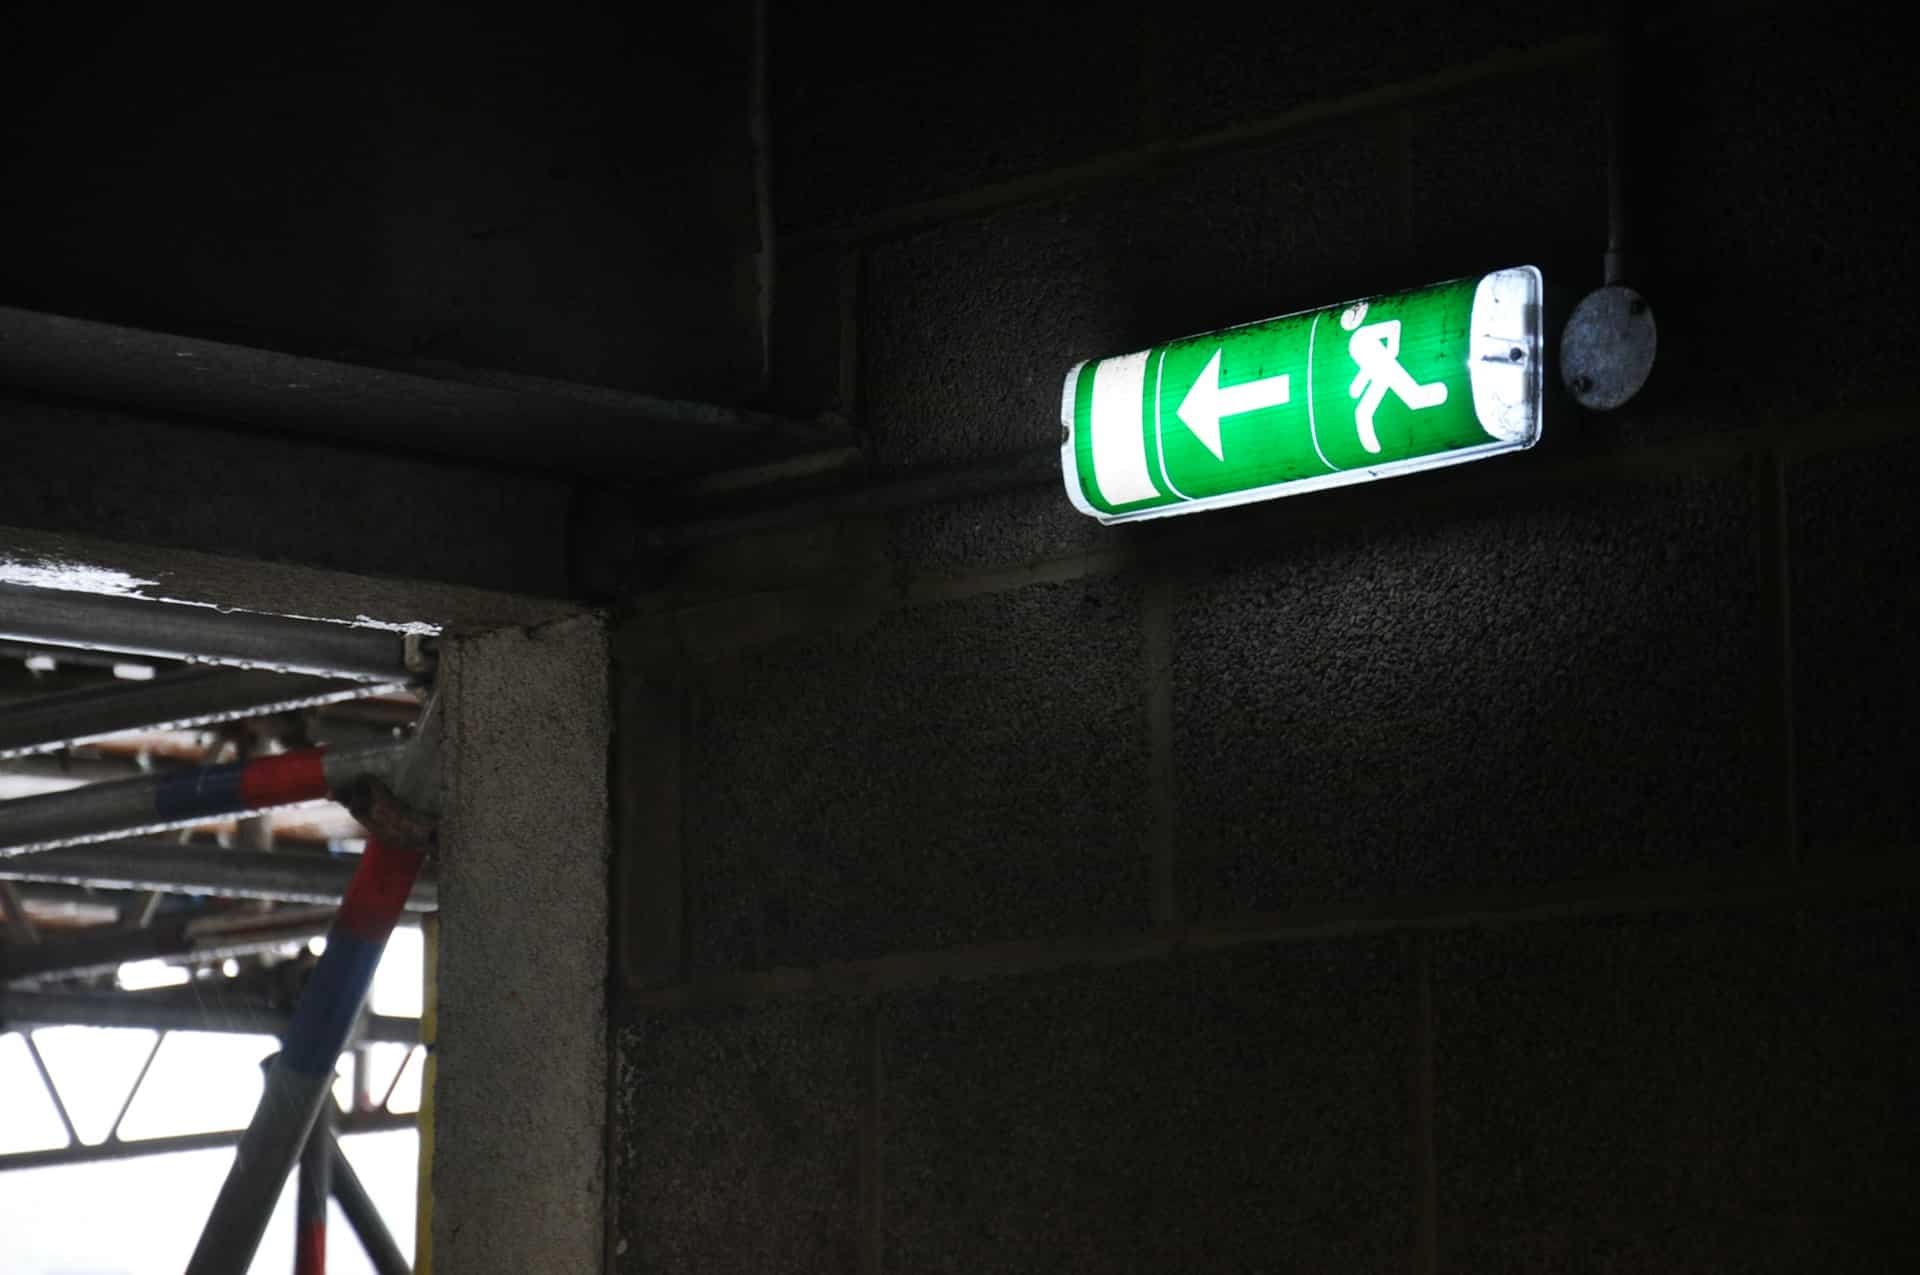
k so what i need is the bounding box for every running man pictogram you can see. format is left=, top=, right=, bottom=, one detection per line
left=1344, top=311, right=1449, bottom=454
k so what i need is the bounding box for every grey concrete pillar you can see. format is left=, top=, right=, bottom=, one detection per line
left=435, top=616, right=609, bottom=1274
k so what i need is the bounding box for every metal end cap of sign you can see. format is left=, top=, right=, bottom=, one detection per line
left=1560, top=284, right=1657, bottom=412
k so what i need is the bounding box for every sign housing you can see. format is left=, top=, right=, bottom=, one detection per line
left=1061, top=267, right=1543, bottom=522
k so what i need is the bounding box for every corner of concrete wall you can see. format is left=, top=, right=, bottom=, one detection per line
left=435, top=613, right=611, bottom=1274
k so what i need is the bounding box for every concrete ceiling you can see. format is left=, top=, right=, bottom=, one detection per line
left=0, top=2, right=843, bottom=482
left=0, top=305, right=854, bottom=480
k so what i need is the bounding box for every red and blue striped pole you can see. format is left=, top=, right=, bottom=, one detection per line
left=186, top=714, right=438, bottom=1275
left=0, top=744, right=405, bottom=855
left=186, top=829, right=431, bottom=1274
left=296, top=1087, right=333, bottom=1275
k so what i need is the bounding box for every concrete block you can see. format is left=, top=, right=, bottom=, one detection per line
left=1642, top=8, right=1920, bottom=428
left=887, top=484, right=1111, bottom=578
left=770, top=3, right=1143, bottom=231
left=769, top=246, right=849, bottom=422
left=863, top=126, right=1396, bottom=472
left=883, top=938, right=1413, bottom=1273
left=1433, top=905, right=1920, bottom=1272
left=1790, top=438, right=1920, bottom=855
left=861, top=199, right=1134, bottom=473
left=1408, top=64, right=1608, bottom=276
left=616, top=1000, right=866, bottom=1274
left=1155, top=1, right=1611, bottom=137
left=1171, top=471, right=1769, bottom=919
left=612, top=642, right=685, bottom=991
left=686, top=578, right=1150, bottom=976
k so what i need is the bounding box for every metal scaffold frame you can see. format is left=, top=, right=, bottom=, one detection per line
left=0, top=583, right=430, bottom=683
left=0, top=583, right=442, bottom=1272
left=0, top=741, right=405, bottom=856
left=0, top=665, right=410, bottom=760
left=0, top=989, right=424, bottom=1174
left=2, top=840, right=439, bottom=911
left=184, top=701, right=440, bottom=1274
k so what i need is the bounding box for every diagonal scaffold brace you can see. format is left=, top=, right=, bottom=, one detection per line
left=184, top=698, right=442, bottom=1275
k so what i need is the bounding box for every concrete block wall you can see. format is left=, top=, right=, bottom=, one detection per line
left=611, top=3, right=1919, bottom=1270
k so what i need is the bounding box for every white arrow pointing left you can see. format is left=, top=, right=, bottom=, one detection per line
left=1175, top=347, right=1290, bottom=461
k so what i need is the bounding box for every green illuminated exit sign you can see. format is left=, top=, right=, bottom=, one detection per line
left=1061, top=267, right=1543, bottom=522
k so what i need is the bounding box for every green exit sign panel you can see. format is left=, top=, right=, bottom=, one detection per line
left=1062, top=266, right=1543, bottom=522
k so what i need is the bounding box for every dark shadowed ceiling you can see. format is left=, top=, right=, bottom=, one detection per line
left=0, top=1, right=842, bottom=481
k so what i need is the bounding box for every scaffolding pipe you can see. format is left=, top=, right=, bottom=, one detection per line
left=0, top=840, right=438, bottom=910
left=0, top=743, right=404, bottom=856
left=331, top=1135, right=413, bottom=1275
left=0, top=989, right=420, bottom=1042
left=0, top=667, right=409, bottom=759
left=0, top=584, right=424, bottom=683
left=413, top=914, right=438, bottom=1273
left=186, top=835, right=430, bottom=1273
left=0, top=879, right=38, bottom=944
left=297, top=1100, right=333, bottom=1275
left=0, top=903, right=346, bottom=983
left=1, top=753, right=149, bottom=784
left=186, top=703, right=439, bottom=1275
left=0, top=1110, right=413, bottom=1174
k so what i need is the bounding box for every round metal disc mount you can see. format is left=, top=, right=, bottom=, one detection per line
left=1560, top=285, right=1657, bottom=411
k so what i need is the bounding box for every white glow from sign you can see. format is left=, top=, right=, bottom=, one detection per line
left=116, top=958, right=190, bottom=991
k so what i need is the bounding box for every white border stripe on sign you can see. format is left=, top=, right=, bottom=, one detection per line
left=1152, top=346, right=1194, bottom=502
left=1088, top=351, right=1158, bottom=507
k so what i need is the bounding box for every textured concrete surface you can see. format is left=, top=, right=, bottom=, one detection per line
left=862, top=198, right=1134, bottom=474
left=0, top=305, right=849, bottom=483
left=611, top=648, right=685, bottom=992
left=0, top=394, right=572, bottom=597
left=1644, top=7, right=1920, bottom=429
left=1408, top=60, right=1607, bottom=256
left=616, top=1001, right=866, bottom=1273
left=1406, top=63, right=1607, bottom=320
left=1154, top=0, right=1612, bottom=136
left=1790, top=438, right=1920, bottom=856
left=437, top=617, right=609, bottom=1274
left=770, top=2, right=1142, bottom=231
left=768, top=246, right=848, bottom=422
left=863, top=127, right=1396, bottom=473
left=883, top=938, right=1413, bottom=1273
left=625, top=3, right=1916, bottom=1270
left=1172, top=472, right=1769, bottom=918
left=686, top=578, right=1150, bottom=975
left=0, top=524, right=580, bottom=639
left=887, top=483, right=1111, bottom=578
left=1434, top=905, right=1920, bottom=1272
left=0, top=6, right=762, bottom=404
